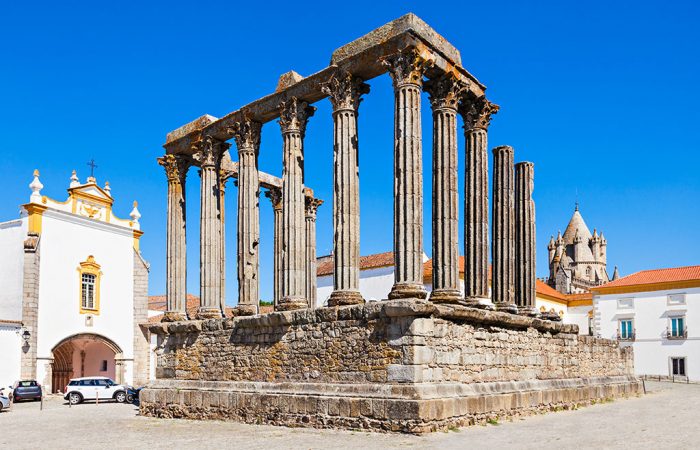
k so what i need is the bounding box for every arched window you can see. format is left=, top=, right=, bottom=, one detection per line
left=78, top=256, right=102, bottom=314
left=586, top=266, right=592, bottom=277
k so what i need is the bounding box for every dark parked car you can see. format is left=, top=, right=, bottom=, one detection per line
left=12, top=380, right=42, bottom=402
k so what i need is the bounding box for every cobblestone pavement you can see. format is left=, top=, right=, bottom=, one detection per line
left=0, top=381, right=695, bottom=449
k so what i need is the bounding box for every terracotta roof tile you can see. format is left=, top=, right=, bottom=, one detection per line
left=317, top=251, right=394, bottom=276
left=595, top=265, right=700, bottom=290
left=148, top=295, right=276, bottom=323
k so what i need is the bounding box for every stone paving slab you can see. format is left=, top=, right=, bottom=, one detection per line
left=0, top=382, right=695, bottom=449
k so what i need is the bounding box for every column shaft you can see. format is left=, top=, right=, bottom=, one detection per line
left=232, top=118, right=263, bottom=315
left=383, top=49, right=431, bottom=300
left=196, top=136, right=226, bottom=319
left=459, top=97, right=499, bottom=308
left=323, top=71, right=369, bottom=306
left=492, top=145, right=517, bottom=313
left=426, top=75, right=464, bottom=303
left=265, top=188, right=283, bottom=309
left=305, top=198, right=322, bottom=308
left=279, top=97, right=315, bottom=311
left=158, top=154, right=189, bottom=321
left=515, top=162, right=537, bottom=316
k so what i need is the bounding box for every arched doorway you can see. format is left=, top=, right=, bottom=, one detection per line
left=50, top=334, right=123, bottom=393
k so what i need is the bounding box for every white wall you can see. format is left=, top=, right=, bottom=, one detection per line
left=35, top=210, right=136, bottom=384
left=0, top=325, right=22, bottom=388
left=317, top=266, right=397, bottom=307
left=595, top=287, right=700, bottom=381
left=0, top=219, right=26, bottom=322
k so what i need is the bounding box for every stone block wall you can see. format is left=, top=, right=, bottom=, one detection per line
left=143, top=300, right=640, bottom=433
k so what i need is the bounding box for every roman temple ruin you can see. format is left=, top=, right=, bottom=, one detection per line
left=143, top=14, right=641, bottom=433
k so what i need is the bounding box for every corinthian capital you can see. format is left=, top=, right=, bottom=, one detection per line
left=278, top=97, right=316, bottom=136
left=305, top=197, right=323, bottom=219
left=322, top=70, right=370, bottom=112
left=381, top=47, right=434, bottom=88
left=459, top=96, right=500, bottom=131
left=425, top=73, right=468, bottom=111
left=157, top=154, right=190, bottom=184
left=229, top=114, right=262, bottom=154
left=265, top=187, right=283, bottom=211
left=192, top=135, right=229, bottom=168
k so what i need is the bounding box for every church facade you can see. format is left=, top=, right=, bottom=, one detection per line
left=547, top=205, right=618, bottom=294
left=0, top=170, right=149, bottom=392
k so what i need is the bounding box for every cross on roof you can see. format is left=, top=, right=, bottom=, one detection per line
left=87, top=159, right=98, bottom=177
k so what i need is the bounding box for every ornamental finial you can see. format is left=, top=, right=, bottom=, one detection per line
left=70, top=170, right=80, bottom=188
left=29, top=169, right=43, bottom=204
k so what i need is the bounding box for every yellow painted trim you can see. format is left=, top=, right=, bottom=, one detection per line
left=568, top=298, right=593, bottom=307
left=22, top=203, right=48, bottom=233
left=68, top=186, right=114, bottom=207
left=78, top=255, right=102, bottom=315
left=592, top=279, right=700, bottom=295
left=133, top=230, right=144, bottom=251
left=535, top=292, right=568, bottom=305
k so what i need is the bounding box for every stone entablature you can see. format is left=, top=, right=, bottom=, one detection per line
left=143, top=299, right=639, bottom=433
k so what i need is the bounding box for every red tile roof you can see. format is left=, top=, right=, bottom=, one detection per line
left=317, top=251, right=394, bottom=276
left=147, top=295, right=274, bottom=323
left=593, top=265, right=700, bottom=292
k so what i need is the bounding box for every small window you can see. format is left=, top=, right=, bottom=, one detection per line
left=617, top=298, right=634, bottom=309
left=586, top=266, right=592, bottom=276
left=669, top=317, right=686, bottom=338
left=619, top=319, right=634, bottom=340
left=77, top=256, right=101, bottom=314
left=94, top=379, right=109, bottom=386
left=79, top=380, right=92, bottom=386
left=68, top=380, right=78, bottom=386
left=100, top=360, right=108, bottom=372
left=671, top=357, right=686, bottom=376
left=668, top=294, right=686, bottom=305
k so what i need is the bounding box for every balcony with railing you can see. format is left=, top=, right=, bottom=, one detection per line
left=617, top=329, right=636, bottom=341
left=666, top=327, right=688, bottom=340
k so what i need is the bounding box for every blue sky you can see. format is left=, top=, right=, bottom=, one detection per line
left=1, top=1, right=698, bottom=302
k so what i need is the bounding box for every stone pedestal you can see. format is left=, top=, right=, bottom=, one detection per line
left=383, top=48, right=431, bottom=301
left=515, top=161, right=538, bottom=317
left=196, top=136, right=227, bottom=319
left=459, top=97, right=498, bottom=309
left=158, top=154, right=190, bottom=321
left=492, top=145, right=517, bottom=314
left=232, top=117, right=263, bottom=316
left=323, top=70, right=368, bottom=307
left=425, top=74, right=465, bottom=304
left=278, top=97, right=315, bottom=311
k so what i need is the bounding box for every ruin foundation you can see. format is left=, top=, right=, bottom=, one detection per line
left=141, top=300, right=640, bottom=434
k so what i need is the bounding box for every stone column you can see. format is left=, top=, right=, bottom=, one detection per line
left=278, top=97, right=315, bottom=311
left=492, top=145, right=517, bottom=313
left=195, top=135, right=227, bottom=319
left=305, top=197, right=323, bottom=308
left=459, top=97, right=499, bottom=308
left=425, top=74, right=466, bottom=304
left=231, top=117, right=262, bottom=315
left=383, top=48, right=432, bottom=300
left=219, top=171, right=229, bottom=314
left=322, top=70, right=369, bottom=306
left=265, top=188, right=283, bottom=308
left=157, top=154, right=190, bottom=321
left=515, top=161, right=538, bottom=316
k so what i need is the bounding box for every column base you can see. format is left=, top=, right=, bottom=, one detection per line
left=461, top=296, right=494, bottom=310
left=517, top=305, right=540, bottom=317
left=429, top=288, right=462, bottom=304
left=277, top=296, right=308, bottom=311
left=233, top=304, right=258, bottom=316
left=196, top=307, right=222, bottom=320
left=388, top=282, right=428, bottom=300
left=162, top=311, right=188, bottom=322
left=328, top=290, right=365, bottom=307
left=493, top=302, right=519, bottom=314
left=540, top=311, right=563, bottom=321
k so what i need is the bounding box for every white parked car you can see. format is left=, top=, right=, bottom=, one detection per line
left=63, top=377, right=128, bottom=405
left=0, top=394, right=9, bottom=411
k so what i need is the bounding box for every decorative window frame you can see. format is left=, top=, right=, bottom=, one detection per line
left=617, top=297, right=634, bottom=309
left=667, top=293, right=686, bottom=306
left=78, top=255, right=102, bottom=315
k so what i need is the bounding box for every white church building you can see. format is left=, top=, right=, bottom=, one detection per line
left=0, top=170, right=150, bottom=392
